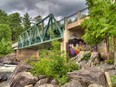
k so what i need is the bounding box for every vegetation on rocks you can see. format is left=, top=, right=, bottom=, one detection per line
left=31, top=41, right=79, bottom=85
left=111, top=75, right=116, bottom=87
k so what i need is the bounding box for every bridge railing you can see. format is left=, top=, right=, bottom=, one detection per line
left=67, top=8, right=88, bottom=24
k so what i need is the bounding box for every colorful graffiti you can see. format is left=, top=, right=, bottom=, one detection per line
left=67, top=38, right=97, bottom=57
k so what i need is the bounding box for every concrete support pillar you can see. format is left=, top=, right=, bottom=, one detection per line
left=61, top=41, right=64, bottom=52
left=16, top=48, right=39, bottom=61
left=63, top=17, right=70, bottom=52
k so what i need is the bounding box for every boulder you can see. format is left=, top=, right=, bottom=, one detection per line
left=88, top=84, right=105, bottom=87
left=61, top=80, right=84, bottom=87
left=0, top=73, right=8, bottom=82
left=0, top=81, right=6, bottom=87
left=99, top=64, right=116, bottom=76
left=67, top=67, right=107, bottom=87
left=35, top=84, right=57, bottom=87
left=74, top=51, right=91, bottom=62
left=0, top=53, right=20, bottom=65
left=35, top=78, right=49, bottom=86
left=24, top=84, right=34, bottom=87
left=38, top=75, right=45, bottom=80
left=50, top=79, right=58, bottom=85
left=9, top=61, right=32, bottom=84
left=10, top=72, right=38, bottom=87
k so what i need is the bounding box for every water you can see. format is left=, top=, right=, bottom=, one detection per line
left=0, top=64, right=17, bottom=87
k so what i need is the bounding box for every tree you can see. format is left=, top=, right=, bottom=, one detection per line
left=23, top=13, right=31, bottom=30
left=0, top=24, right=12, bottom=55
left=82, top=0, right=116, bottom=62
left=0, top=24, right=11, bottom=41
left=82, top=0, right=116, bottom=45
left=9, top=13, right=23, bottom=41
left=0, top=10, right=9, bottom=24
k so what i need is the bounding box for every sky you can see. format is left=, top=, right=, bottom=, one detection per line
left=0, top=0, right=87, bottom=20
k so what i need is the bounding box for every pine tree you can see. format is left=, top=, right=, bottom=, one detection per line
left=9, top=13, right=23, bottom=41
left=23, top=13, right=31, bottom=30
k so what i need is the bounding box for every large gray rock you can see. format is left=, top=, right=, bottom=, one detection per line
left=88, top=84, right=105, bottom=87
left=10, top=72, right=38, bottom=87
left=99, top=64, right=116, bottom=76
left=0, top=53, right=20, bottom=64
left=51, top=79, right=58, bottom=85
left=61, top=80, right=84, bottom=87
left=0, top=73, right=8, bottom=82
left=35, top=78, right=49, bottom=86
left=67, top=67, right=107, bottom=87
left=9, top=61, right=32, bottom=85
left=35, top=84, right=57, bottom=87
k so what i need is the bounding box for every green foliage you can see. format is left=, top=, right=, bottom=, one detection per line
left=31, top=40, right=79, bottom=85
left=0, top=10, right=9, bottom=24
left=0, top=24, right=11, bottom=41
left=82, top=0, right=116, bottom=45
left=23, top=13, right=31, bottom=30
left=0, top=38, right=12, bottom=55
left=106, top=54, right=114, bottom=65
left=9, top=12, right=23, bottom=41
left=81, top=52, right=91, bottom=61
left=0, top=14, right=12, bottom=55
left=111, top=75, right=116, bottom=87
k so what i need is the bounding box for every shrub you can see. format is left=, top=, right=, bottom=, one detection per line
left=81, top=52, right=91, bottom=61
left=106, top=54, right=114, bottom=65
left=31, top=40, right=79, bottom=85
left=0, top=38, right=12, bottom=55
left=111, top=75, right=116, bottom=87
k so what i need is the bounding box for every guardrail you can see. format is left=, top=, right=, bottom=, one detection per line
left=66, top=8, right=88, bottom=24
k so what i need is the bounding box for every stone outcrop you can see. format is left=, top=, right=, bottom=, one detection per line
left=10, top=72, right=38, bottom=87
left=0, top=53, right=20, bottom=65
left=8, top=61, right=33, bottom=86
left=67, top=67, right=107, bottom=87
left=61, top=80, right=84, bottom=87
left=7, top=54, right=112, bottom=87
left=73, top=51, right=100, bottom=69
left=36, top=84, right=57, bottom=87
left=0, top=73, right=8, bottom=82
left=88, top=84, right=105, bottom=87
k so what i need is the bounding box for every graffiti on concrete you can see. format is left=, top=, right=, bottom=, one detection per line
left=67, top=38, right=97, bottom=57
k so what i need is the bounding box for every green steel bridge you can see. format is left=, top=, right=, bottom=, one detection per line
left=18, top=8, right=88, bottom=49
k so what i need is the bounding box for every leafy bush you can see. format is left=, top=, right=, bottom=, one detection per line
left=31, top=40, right=79, bottom=85
left=0, top=24, right=12, bottom=55
left=111, top=75, right=116, bottom=87
left=81, top=52, right=91, bottom=61
left=0, top=38, right=12, bottom=55
left=106, top=54, right=114, bottom=65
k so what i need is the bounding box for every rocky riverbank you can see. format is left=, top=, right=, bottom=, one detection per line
left=7, top=52, right=116, bottom=87
left=0, top=53, right=19, bottom=87
left=1, top=52, right=116, bottom=87
left=0, top=64, right=17, bottom=87
left=8, top=61, right=116, bottom=87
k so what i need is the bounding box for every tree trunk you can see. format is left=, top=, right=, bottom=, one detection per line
left=114, top=37, right=116, bottom=65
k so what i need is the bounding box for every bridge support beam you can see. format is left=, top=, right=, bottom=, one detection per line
left=16, top=48, right=39, bottom=60
left=63, top=17, right=84, bottom=52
